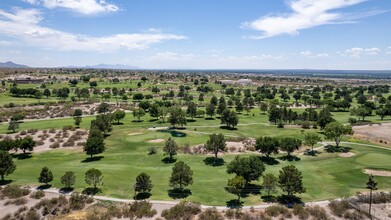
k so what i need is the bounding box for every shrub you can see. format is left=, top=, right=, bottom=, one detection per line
left=306, top=205, right=329, bottom=220
left=293, top=205, right=309, bottom=220
left=265, top=205, right=290, bottom=217
left=148, top=147, right=157, bottom=155
left=1, top=185, right=30, bottom=199
left=20, top=130, right=27, bottom=135
left=49, top=128, right=56, bottom=133
left=199, top=208, right=224, bottom=220
left=24, top=208, right=40, bottom=220
left=50, top=142, right=60, bottom=149
left=161, top=201, right=201, bottom=220
left=328, top=200, right=351, bottom=217
left=4, top=197, right=27, bottom=206
left=30, top=191, right=45, bottom=199
left=69, top=193, right=93, bottom=210
left=348, top=118, right=357, bottom=124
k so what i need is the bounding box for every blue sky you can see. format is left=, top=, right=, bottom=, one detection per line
left=0, top=0, right=390, bottom=69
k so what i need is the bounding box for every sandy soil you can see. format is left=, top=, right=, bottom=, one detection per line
left=339, top=152, right=356, bottom=157
left=128, top=132, right=143, bottom=136
left=147, top=139, right=165, bottom=143
left=364, top=169, right=391, bottom=177
left=147, top=127, right=168, bottom=131
left=353, top=123, right=391, bottom=146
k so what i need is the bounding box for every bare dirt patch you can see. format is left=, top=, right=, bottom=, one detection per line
left=353, top=123, right=391, bottom=146
left=147, top=139, right=165, bottom=143
left=339, top=152, right=356, bottom=157
left=364, top=169, right=391, bottom=177
left=128, top=132, right=143, bottom=136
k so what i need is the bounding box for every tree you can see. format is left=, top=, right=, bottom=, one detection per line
left=366, top=174, right=378, bottom=217
left=8, top=120, right=19, bottom=133
left=255, top=136, right=279, bottom=158
left=158, top=106, right=169, bottom=123
left=227, top=156, right=265, bottom=185
left=149, top=103, right=160, bottom=120
left=376, top=108, right=388, bottom=120
left=43, top=88, right=51, bottom=98
left=268, top=107, right=281, bottom=125
left=89, top=81, right=98, bottom=87
left=304, top=133, right=322, bottom=153
left=163, top=138, right=179, bottom=161
left=73, top=108, right=83, bottom=128
left=278, top=165, right=306, bottom=197
left=217, top=97, right=227, bottom=115
left=112, top=109, right=126, bottom=124
left=84, top=127, right=105, bottom=158
left=262, top=173, right=278, bottom=196
left=221, top=109, right=239, bottom=129
left=134, top=173, right=153, bottom=197
left=324, top=122, right=353, bottom=147
left=205, top=133, right=226, bottom=158
left=133, top=93, right=144, bottom=101
left=317, top=108, right=334, bottom=129
left=38, top=167, right=53, bottom=185
left=97, top=102, right=110, bottom=114
left=91, top=114, right=112, bottom=135
left=19, top=136, right=36, bottom=154
left=61, top=171, right=76, bottom=189
left=205, top=104, right=215, bottom=118
left=0, top=151, right=16, bottom=182
left=169, top=161, right=193, bottom=190
left=168, top=107, right=187, bottom=128
left=186, top=102, right=197, bottom=120
left=279, top=137, right=302, bottom=157
left=350, top=106, right=372, bottom=121
left=85, top=168, right=103, bottom=189
left=235, top=101, right=244, bottom=113
left=227, top=175, right=246, bottom=202
left=210, top=96, right=218, bottom=106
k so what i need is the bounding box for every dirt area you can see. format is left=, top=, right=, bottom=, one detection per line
left=339, top=152, right=356, bottom=157
left=364, top=169, right=391, bottom=177
left=128, top=132, right=143, bottom=136
left=0, top=129, right=88, bottom=153
left=353, top=123, right=391, bottom=146
left=147, top=126, right=168, bottom=131
left=147, top=139, right=165, bottom=143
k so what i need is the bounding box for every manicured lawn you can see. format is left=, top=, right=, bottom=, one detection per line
left=2, top=111, right=391, bottom=206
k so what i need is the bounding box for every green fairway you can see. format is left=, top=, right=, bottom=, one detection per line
left=3, top=112, right=391, bottom=206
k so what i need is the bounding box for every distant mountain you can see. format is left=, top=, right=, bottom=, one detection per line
left=71, top=63, right=140, bottom=70
left=0, top=61, right=29, bottom=68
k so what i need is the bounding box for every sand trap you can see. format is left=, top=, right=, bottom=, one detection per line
left=339, top=152, right=356, bottom=157
left=148, top=127, right=168, bottom=131
left=364, top=169, right=391, bottom=177
left=128, top=132, right=143, bottom=136
left=147, top=139, right=165, bottom=143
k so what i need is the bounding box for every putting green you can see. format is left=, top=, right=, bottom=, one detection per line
left=356, top=153, right=391, bottom=167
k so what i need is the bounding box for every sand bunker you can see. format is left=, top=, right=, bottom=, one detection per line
left=128, top=132, right=143, bottom=136
left=339, top=152, right=356, bottom=157
left=364, top=169, right=391, bottom=177
left=147, top=139, right=165, bottom=143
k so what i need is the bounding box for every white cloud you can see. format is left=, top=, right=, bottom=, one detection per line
left=364, top=47, right=381, bottom=55
left=385, top=46, right=391, bottom=55
left=0, top=8, right=186, bottom=52
left=242, top=0, right=371, bottom=39
left=25, top=0, right=119, bottom=15
left=301, top=50, right=329, bottom=58
left=151, top=52, right=196, bottom=61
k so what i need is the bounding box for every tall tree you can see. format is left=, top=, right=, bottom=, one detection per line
left=38, top=167, right=53, bottom=186
left=221, top=109, right=239, bottom=129
left=85, top=168, right=103, bottom=189
left=227, top=156, right=265, bottom=185
left=278, top=165, right=306, bottom=197
left=205, top=133, right=226, bottom=158
left=255, top=136, right=280, bottom=158
left=279, top=137, right=302, bottom=157
left=19, top=136, right=36, bottom=154
left=304, top=133, right=322, bottom=153
left=84, top=127, right=105, bottom=159
left=163, top=138, right=179, bottom=161
left=91, top=114, right=112, bottom=135
left=262, top=173, right=278, bottom=196
left=186, top=102, right=197, bottom=120
left=73, top=108, right=83, bottom=128
left=112, top=109, right=126, bottom=124
left=132, top=108, right=146, bottom=122
left=168, top=107, right=187, bottom=128
left=134, top=172, right=153, bottom=198
left=205, top=104, right=216, bottom=118
left=227, top=175, right=246, bottom=202
left=0, top=151, right=16, bottom=182
left=61, top=171, right=76, bottom=189
left=7, top=120, right=19, bottom=133
left=324, top=122, right=353, bottom=147
left=317, top=108, right=334, bottom=129
left=169, top=161, right=193, bottom=190
left=366, top=174, right=378, bottom=218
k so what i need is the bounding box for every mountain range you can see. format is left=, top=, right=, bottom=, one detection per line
left=0, top=61, right=30, bottom=68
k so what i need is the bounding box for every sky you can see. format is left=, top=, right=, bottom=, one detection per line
left=0, top=0, right=390, bottom=70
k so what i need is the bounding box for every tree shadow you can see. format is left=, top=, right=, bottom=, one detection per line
left=226, top=199, right=243, bottom=208
left=82, top=187, right=101, bottom=195
left=167, top=188, right=192, bottom=199
left=259, top=156, right=280, bottom=165
left=81, top=156, right=104, bottom=163
left=149, top=119, right=159, bottom=122
left=186, top=119, right=196, bottom=123
left=277, top=195, right=304, bottom=207
left=11, top=153, right=32, bottom=160
left=278, top=155, right=301, bottom=162
left=134, top=192, right=151, bottom=200
left=241, top=183, right=262, bottom=197
left=0, top=180, right=13, bottom=186
left=59, top=187, right=74, bottom=194
left=203, top=157, right=225, bottom=167
left=132, top=120, right=144, bottom=123
left=37, top=184, right=52, bottom=190
left=219, top=126, right=238, bottom=130
left=304, top=150, right=321, bottom=156
left=261, top=195, right=277, bottom=203
left=161, top=157, right=177, bottom=164
left=113, top=122, right=124, bottom=125
left=324, top=145, right=352, bottom=153
left=205, top=118, right=215, bottom=120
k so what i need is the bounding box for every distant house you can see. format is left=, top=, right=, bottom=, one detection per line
left=7, top=75, right=44, bottom=84
left=220, top=80, right=235, bottom=85
left=236, top=79, right=253, bottom=86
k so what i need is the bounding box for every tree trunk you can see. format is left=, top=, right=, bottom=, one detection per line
left=215, top=151, right=218, bottom=158
left=369, top=188, right=373, bottom=219
left=1, top=174, right=4, bottom=182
